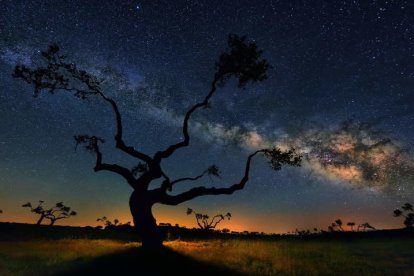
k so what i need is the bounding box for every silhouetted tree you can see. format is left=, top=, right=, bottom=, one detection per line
left=0, top=209, right=2, bottom=214
left=294, top=229, right=311, bottom=236
left=97, top=216, right=111, bottom=226
left=13, top=34, right=301, bottom=249
left=221, top=228, right=230, bottom=234
left=97, top=216, right=130, bottom=229
left=186, top=208, right=231, bottom=230
left=357, top=222, right=376, bottom=232
left=46, top=202, right=77, bottom=225
left=97, top=216, right=116, bottom=227
left=329, top=219, right=344, bottom=232
left=393, top=209, right=403, bottom=217
left=22, top=201, right=49, bottom=224
left=393, top=202, right=414, bottom=228
left=347, top=222, right=356, bottom=231
left=22, top=201, right=76, bottom=225
left=334, top=219, right=344, bottom=231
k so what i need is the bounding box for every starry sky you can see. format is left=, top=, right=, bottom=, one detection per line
left=0, top=0, right=413, bottom=233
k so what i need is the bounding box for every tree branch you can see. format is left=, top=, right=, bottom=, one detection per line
left=158, top=147, right=301, bottom=205
left=194, top=213, right=204, bottom=229
left=209, top=215, right=224, bottom=229
left=94, top=147, right=136, bottom=187
left=171, top=173, right=206, bottom=186
left=154, top=77, right=219, bottom=162
left=158, top=150, right=264, bottom=205
left=160, top=165, right=220, bottom=192
left=170, top=166, right=212, bottom=188
left=153, top=34, right=271, bottom=163
left=97, top=93, right=153, bottom=164
left=13, top=44, right=152, bottom=164
left=74, top=135, right=136, bottom=187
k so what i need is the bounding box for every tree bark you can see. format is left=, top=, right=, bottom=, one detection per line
left=129, top=190, right=163, bottom=250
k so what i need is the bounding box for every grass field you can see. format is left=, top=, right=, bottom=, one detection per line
left=168, top=238, right=414, bottom=275
left=0, top=239, right=138, bottom=275
left=0, top=237, right=413, bottom=275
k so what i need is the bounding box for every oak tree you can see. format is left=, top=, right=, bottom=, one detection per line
left=14, top=34, right=301, bottom=249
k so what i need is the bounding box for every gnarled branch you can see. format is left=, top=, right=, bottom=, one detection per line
left=158, top=150, right=264, bottom=205
left=210, top=213, right=231, bottom=229
left=153, top=77, right=219, bottom=162
left=158, top=148, right=301, bottom=205
left=154, top=34, right=270, bottom=162
left=74, top=135, right=135, bottom=187
left=13, top=44, right=152, bottom=164
left=170, top=165, right=220, bottom=186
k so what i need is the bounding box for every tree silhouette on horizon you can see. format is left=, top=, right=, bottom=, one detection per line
left=13, top=34, right=301, bottom=249
left=186, top=208, right=231, bottom=230
left=22, top=201, right=49, bottom=225
left=393, top=202, right=414, bottom=228
left=97, top=216, right=131, bottom=229
left=347, top=222, right=356, bottom=231
left=357, top=222, right=376, bottom=232
left=328, top=219, right=344, bottom=232
left=47, top=202, right=77, bottom=225
left=22, top=201, right=77, bottom=225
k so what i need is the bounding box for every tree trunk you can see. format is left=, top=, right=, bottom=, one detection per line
left=50, top=219, right=56, bottom=226
left=36, top=215, right=44, bottom=225
left=129, top=190, right=163, bottom=250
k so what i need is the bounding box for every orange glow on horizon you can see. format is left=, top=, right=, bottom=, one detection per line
left=1, top=210, right=402, bottom=234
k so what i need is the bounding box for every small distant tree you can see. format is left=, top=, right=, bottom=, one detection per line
left=97, top=216, right=111, bottom=227
left=221, top=228, right=230, bottom=234
left=329, top=219, right=344, bottom=232
left=46, top=202, right=77, bottom=225
left=97, top=216, right=119, bottom=227
left=347, top=222, right=356, bottom=231
left=97, top=216, right=129, bottom=229
left=22, top=201, right=76, bottom=225
left=393, top=203, right=414, bottom=228
left=334, top=219, right=344, bottom=231
left=294, top=229, right=311, bottom=236
left=357, top=222, right=376, bottom=232
left=186, top=208, right=231, bottom=230
left=22, top=201, right=48, bottom=224
left=0, top=209, right=2, bottom=214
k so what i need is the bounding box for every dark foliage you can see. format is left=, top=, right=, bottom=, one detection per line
left=22, top=201, right=77, bottom=225
left=215, top=34, right=271, bottom=88
left=186, top=208, right=231, bottom=230
left=263, top=148, right=302, bottom=170
left=97, top=216, right=132, bottom=230
left=393, top=203, right=414, bottom=228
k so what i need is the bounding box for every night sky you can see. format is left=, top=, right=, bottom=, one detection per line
left=0, top=0, right=413, bottom=233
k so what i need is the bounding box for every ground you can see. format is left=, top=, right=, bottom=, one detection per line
left=0, top=237, right=413, bottom=275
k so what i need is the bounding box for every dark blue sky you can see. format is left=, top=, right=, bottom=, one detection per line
left=0, top=0, right=413, bottom=232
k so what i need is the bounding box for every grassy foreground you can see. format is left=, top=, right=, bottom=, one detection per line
left=0, top=239, right=138, bottom=275
left=168, top=238, right=414, bottom=275
left=0, top=237, right=413, bottom=275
